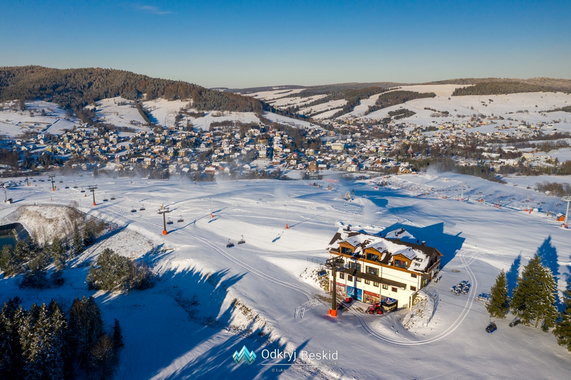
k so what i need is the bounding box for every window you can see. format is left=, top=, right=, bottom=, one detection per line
left=348, top=262, right=361, bottom=271
left=365, top=279, right=370, bottom=285
left=341, top=246, right=353, bottom=255
left=394, top=259, right=407, bottom=268
left=373, top=282, right=379, bottom=287
left=366, top=253, right=380, bottom=262
left=348, top=275, right=353, bottom=281
left=410, top=286, right=417, bottom=291
left=382, top=284, right=388, bottom=290
left=411, top=273, right=417, bottom=278
left=356, top=277, right=361, bottom=282
left=339, top=272, right=344, bottom=279
left=391, top=287, right=398, bottom=293
left=366, top=266, right=379, bottom=276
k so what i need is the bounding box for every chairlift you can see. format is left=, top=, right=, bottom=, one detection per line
left=226, top=239, right=235, bottom=248
left=103, top=199, right=109, bottom=202
left=131, top=209, right=137, bottom=213
left=166, top=220, right=173, bottom=225
left=238, top=235, right=246, bottom=244
left=177, top=217, right=184, bottom=223
left=140, top=207, right=146, bottom=211
left=111, top=197, right=116, bottom=200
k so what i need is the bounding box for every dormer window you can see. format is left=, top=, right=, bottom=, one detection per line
left=341, top=246, right=353, bottom=255
left=394, top=259, right=408, bottom=268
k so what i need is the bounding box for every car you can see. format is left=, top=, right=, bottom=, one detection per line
left=486, top=322, right=497, bottom=333
left=477, top=293, right=491, bottom=302
left=509, top=317, right=521, bottom=327
left=367, top=304, right=384, bottom=315
left=344, top=297, right=353, bottom=304
left=381, top=298, right=398, bottom=312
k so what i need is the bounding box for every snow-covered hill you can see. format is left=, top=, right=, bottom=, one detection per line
left=1, top=172, right=570, bottom=379
left=0, top=100, right=80, bottom=137
left=236, top=84, right=571, bottom=134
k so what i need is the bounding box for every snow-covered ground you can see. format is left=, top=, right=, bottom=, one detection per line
left=87, top=97, right=149, bottom=132
left=363, top=91, right=571, bottom=131
left=0, top=100, right=80, bottom=137
left=0, top=172, right=570, bottom=379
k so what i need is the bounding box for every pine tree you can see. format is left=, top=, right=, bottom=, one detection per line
left=553, top=284, right=571, bottom=351
left=511, top=254, right=558, bottom=328
left=72, top=226, right=84, bottom=256
left=50, top=237, right=65, bottom=271
left=68, top=297, right=103, bottom=369
left=487, top=270, right=509, bottom=318
left=0, top=246, right=14, bottom=276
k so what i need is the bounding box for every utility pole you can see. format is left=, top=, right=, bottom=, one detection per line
left=325, top=257, right=345, bottom=317
left=158, top=205, right=172, bottom=235
left=48, top=174, right=56, bottom=191
left=87, top=185, right=98, bottom=206
left=563, top=196, right=571, bottom=228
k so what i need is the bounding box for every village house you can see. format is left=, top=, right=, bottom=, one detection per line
left=327, top=227, right=442, bottom=309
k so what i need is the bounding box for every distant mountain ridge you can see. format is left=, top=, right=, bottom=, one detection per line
left=0, top=66, right=264, bottom=113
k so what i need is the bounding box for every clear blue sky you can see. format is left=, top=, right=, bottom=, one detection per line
left=1, top=0, right=570, bottom=88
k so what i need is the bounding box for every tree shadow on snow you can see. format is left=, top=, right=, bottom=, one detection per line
left=107, top=267, right=247, bottom=380
left=380, top=222, right=465, bottom=268
left=536, top=236, right=561, bottom=309
left=506, top=254, right=521, bottom=297
left=165, top=336, right=313, bottom=380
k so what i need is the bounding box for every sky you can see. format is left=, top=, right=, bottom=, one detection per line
left=1, top=0, right=570, bottom=88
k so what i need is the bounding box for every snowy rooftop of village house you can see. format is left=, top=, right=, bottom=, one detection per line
left=328, top=227, right=441, bottom=272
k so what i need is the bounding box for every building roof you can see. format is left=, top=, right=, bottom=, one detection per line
left=328, top=227, right=442, bottom=273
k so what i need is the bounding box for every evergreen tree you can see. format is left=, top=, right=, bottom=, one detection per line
left=511, top=254, right=558, bottom=328
left=0, top=246, right=14, bottom=276
left=0, top=298, right=23, bottom=378
left=486, top=270, right=510, bottom=318
left=68, top=297, right=103, bottom=369
left=72, top=227, right=84, bottom=256
left=50, top=237, right=65, bottom=271
left=553, top=284, right=571, bottom=351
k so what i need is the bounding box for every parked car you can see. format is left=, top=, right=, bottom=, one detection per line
left=381, top=298, right=398, bottom=312
left=477, top=293, right=491, bottom=302
left=367, top=303, right=384, bottom=315
left=486, top=322, right=497, bottom=333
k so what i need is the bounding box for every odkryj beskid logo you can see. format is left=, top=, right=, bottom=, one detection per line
left=233, top=345, right=257, bottom=365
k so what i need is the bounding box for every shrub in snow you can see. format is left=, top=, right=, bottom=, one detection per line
left=87, top=248, right=153, bottom=292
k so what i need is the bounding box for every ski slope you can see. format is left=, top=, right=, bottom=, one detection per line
left=0, top=172, right=570, bottom=379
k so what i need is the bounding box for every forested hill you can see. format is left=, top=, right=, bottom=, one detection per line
left=0, top=66, right=264, bottom=112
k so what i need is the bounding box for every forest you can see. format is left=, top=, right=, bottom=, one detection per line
left=0, top=66, right=263, bottom=114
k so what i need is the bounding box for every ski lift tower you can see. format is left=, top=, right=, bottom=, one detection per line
left=87, top=185, right=98, bottom=206
left=48, top=175, right=56, bottom=191
left=325, top=256, right=345, bottom=317
left=563, top=196, right=571, bottom=228
left=158, top=205, right=172, bottom=235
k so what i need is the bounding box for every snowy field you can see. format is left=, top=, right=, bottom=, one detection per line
left=0, top=100, right=79, bottom=137
left=0, top=172, right=570, bottom=379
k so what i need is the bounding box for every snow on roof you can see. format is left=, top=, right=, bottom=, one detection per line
left=330, top=227, right=436, bottom=272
